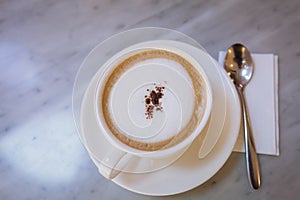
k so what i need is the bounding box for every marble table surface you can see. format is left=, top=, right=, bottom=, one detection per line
left=1, top=0, right=299, bottom=199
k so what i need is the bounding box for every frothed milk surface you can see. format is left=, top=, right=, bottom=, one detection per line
left=99, top=49, right=207, bottom=151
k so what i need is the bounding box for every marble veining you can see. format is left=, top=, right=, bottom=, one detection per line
left=0, top=0, right=299, bottom=199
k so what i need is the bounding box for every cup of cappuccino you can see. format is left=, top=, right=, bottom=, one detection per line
left=94, top=41, right=212, bottom=179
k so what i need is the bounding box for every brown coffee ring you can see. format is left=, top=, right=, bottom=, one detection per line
left=100, top=49, right=207, bottom=151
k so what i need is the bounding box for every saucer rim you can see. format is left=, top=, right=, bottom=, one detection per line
left=79, top=40, right=240, bottom=195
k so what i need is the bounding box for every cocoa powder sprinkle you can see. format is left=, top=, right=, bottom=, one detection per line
left=144, top=84, right=164, bottom=119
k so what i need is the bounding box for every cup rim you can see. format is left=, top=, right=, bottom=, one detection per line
left=94, top=41, right=213, bottom=158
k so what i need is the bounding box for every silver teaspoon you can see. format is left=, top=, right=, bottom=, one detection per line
left=224, top=43, right=261, bottom=189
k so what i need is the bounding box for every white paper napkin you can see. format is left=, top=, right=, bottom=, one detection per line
left=218, top=51, right=279, bottom=156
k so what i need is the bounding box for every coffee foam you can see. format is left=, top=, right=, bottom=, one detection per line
left=100, top=49, right=207, bottom=151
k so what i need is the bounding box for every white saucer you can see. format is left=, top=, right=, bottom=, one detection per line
left=80, top=40, right=240, bottom=196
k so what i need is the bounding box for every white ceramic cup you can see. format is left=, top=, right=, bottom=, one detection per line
left=94, top=43, right=213, bottom=179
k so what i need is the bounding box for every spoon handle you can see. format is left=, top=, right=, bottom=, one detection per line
left=237, top=87, right=261, bottom=189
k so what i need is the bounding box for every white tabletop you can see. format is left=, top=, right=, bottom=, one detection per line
left=0, top=0, right=299, bottom=199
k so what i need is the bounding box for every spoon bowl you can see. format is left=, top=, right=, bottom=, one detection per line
left=224, top=44, right=254, bottom=87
